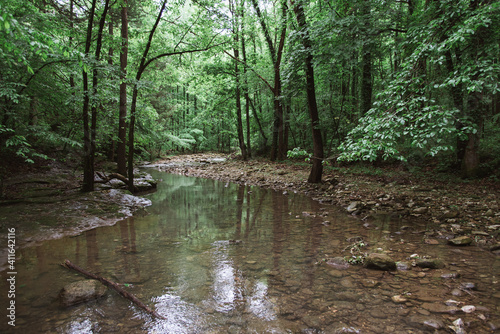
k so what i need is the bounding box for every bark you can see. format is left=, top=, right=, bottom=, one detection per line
left=241, top=4, right=252, bottom=158
left=62, top=260, right=165, bottom=320
left=360, top=1, right=372, bottom=115
left=291, top=0, right=324, bottom=183
left=89, top=0, right=111, bottom=188
left=117, top=1, right=128, bottom=175
left=250, top=0, right=287, bottom=161
left=81, top=0, right=98, bottom=192
left=128, top=0, right=168, bottom=192
left=231, top=0, right=247, bottom=160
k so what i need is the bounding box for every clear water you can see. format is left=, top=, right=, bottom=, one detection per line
left=1, top=171, right=499, bottom=333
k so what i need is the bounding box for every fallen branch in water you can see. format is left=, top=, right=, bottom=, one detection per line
left=61, top=259, right=166, bottom=320
left=95, top=172, right=139, bottom=193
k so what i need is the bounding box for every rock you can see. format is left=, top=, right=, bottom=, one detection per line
left=347, top=201, right=359, bottom=213
left=409, top=315, right=445, bottom=330
left=441, top=272, right=460, bottom=279
left=421, top=302, right=460, bottom=314
left=442, top=209, right=459, bottom=219
left=448, top=236, right=473, bottom=246
left=460, top=282, right=477, bottom=290
left=489, top=243, right=500, bottom=252
left=461, top=305, right=476, bottom=313
left=396, top=261, right=411, bottom=270
left=326, top=257, right=350, bottom=270
left=413, top=207, right=428, bottom=214
left=416, top=258, right=445, bottom=269
left=59, top=280, right=107, bottom=307
left=391, top=295, right=408, bottom=303
left=484, top=209, right=495, bottom=217
left=364, top=253, right=396, bottom=271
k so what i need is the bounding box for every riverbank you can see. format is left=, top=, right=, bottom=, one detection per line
left=151, top=153, right=500, bottom=252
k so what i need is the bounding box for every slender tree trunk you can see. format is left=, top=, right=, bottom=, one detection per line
left=128, top=0, right=167, bottom=192
left=118, top=1, right=128, bottom=175
left=241, top=3, right=252, bottom=158
left=81, top=0, right=97, bottom=192
left=360, top=1, right=372, bottom=115
left=251, top=0, right=287, bottom=161
left=291, top=0, right=324, bottom=183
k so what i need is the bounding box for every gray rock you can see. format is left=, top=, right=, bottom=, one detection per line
left=364, top=253, right=396, bottom=271
left=59, top=280, right=107, bottom=307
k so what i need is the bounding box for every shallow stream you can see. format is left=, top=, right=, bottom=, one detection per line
left=1, top=171, right=499, bottom=333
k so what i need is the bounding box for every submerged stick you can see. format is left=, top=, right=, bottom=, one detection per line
left=61, top=259, right=166, bottom=320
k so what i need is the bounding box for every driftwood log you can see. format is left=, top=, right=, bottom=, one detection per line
left=95, top=172, right=139, bottom=193
left=61, top=259, right=165, bottom=320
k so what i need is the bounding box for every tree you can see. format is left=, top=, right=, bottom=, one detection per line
left=290, top=0, right=324, bottom=183
left=117, top=0, right=129, bottom=176
left=250, top=0, right=288, bottom=161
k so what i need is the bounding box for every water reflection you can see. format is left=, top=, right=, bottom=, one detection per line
left=0, top=171, right=499, bottom=333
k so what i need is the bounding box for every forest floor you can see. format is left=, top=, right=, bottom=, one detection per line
left=154, top=152, right=500, bottom=251
left=0, top=152, right=499, bottom=252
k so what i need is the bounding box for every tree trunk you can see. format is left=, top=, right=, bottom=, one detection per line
left=292, top=0, right=324, bottom=183
left=128, top=0, right=167, bottom=192
left=81, top=0, right=98, bottom=192
left=250, top=0, right=287, bottom=161
left=360, top=1, right=372, bottom=115
left=241, top=4, right=252, bottom=158
left=117, top=1, right=128, bottom=175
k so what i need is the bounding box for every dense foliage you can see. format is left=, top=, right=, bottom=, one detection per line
left=1, top=0, right=499, bottom=188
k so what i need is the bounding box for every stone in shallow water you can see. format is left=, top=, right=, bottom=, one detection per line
left=421, top=302, right=460, bottom=314
left=448, top=236, right=473, bottom=246
left=364, top=253, right=396, bottom=271
left=416, top=258, right=445, bottom=269
left=59, top=279, right=107, bottom=307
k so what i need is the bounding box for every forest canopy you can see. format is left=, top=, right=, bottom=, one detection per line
left=1, top=0, right=499, bottom=190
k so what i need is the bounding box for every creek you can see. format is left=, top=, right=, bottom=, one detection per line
left=1, top=170, right=499, bottom=333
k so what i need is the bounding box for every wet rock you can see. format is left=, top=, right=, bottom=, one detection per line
left=391, top=295, right=408, bottom=303
left=59, top=280, right=107, bottom=307
left=461, top=305, right=476, bottom=313
left=413, top=207, right=428, bottom=214
left=489, top=320, right=500, bottom=331
left=370, top=309, right=387, bottom=319
left=347, top=202, right=360, bottom=213
left=448, top=236, right=473, bottom=246
left=441, top=272, right=460, bottom=279
left=364, top=253, right=396, bottom=271
left=396, top=261, right=411, bottom=270
left=489, top=243, right=500, bottom=252
left=421, top=302, right=460, bottom=314
left=416, top=258, right=445, bottom=269
left=442, top=209, right=459, bottom=219
left=460, top=282, right=477, bottom=290
left=326, top=257, right=350, bottom=270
